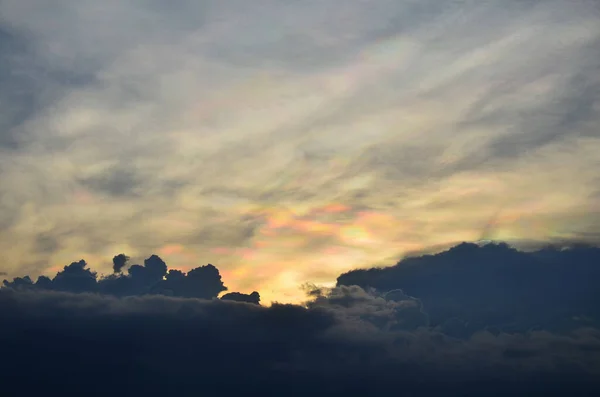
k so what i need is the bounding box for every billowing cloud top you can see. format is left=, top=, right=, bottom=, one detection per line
left=1, top=0, right=599, bottom=302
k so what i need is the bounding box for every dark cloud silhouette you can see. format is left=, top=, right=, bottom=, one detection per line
left=112, top=253, right=129, bottom=273
left=128, top=254, right=167, bottom=286
left=221, top=291, right=260, bottom=305
left=337, top=242, right=600, bottom=336
left=34, top=274, right=52, bottom=289
left=2, top=242, right=600, bottom=394
left=1, top=287, right=599, bottom=396
left=2, top=275, right=33, bottom=289
left=0, top=243, right=600, bottom=396
left=51, top=259, right=98, bottom=293
left=2, top=253, right=233, bottom=301
left=4, top=242, right=600, bottom=335
left=103, top=259, right=228, bottom=299
left=162, top=264, right=228, bottom=299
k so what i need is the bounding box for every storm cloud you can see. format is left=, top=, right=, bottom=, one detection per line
left=1, top=286, right=599, bottom=395
left=338, top=242, right=600, bottom=336
left=2, top=241, right=600, bottom=394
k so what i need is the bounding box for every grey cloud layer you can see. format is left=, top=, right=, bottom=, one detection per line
left=3, top=240, right=600, bottom=394
left=2, top=287, right=600, bottom=395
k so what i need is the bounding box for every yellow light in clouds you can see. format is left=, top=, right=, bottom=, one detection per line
left=340, top=225, right=373, bottom=245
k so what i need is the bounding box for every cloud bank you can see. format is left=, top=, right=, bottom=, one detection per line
left=3, top=242, right=600, bottom=394
left=1, top=288, right=599, bottom=394
left=338, top=242, right=600, bottom=335
left=3, top=253, right=261, bottom=302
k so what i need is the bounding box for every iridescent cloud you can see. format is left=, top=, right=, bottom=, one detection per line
left=0, top=0, right=598, bottom=303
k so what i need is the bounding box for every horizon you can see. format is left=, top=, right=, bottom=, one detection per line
left=3, top=235, right=600, bottom=395
left=4, top=238, right=598, bottom=306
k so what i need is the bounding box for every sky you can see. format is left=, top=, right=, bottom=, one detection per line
left=0, top=0, right=599, bottom=304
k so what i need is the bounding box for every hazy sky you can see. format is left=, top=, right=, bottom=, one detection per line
left=1, top=0, right=599, bottom=303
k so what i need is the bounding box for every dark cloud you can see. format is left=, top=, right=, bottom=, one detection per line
left=51, top=259, right=98, bottom=293
left=221, top=291, right=260, bottom=305
left=166, top=264, right=228, bottom=299
left=2, top=275, right=32, bottom=288
left=5, top=242, right=600, bottom=335
left=307, top=285, right=429, bottom=331
left=3, top=242, right=600, bottom=394
left=3, top=253, right=232, bottom=301
left=1, top=286, right=600, bottom=396
left=112, top=253, right=129, bottom=273
left=338, top=242, right=600, bottom=336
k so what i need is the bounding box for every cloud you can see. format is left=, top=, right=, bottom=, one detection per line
left=0, top=21, right=95, bottom=151
left=1, top=287, right=600, bottom=395
left=111, top=253, right=129, bottom=273
left=4, top=241, right=600, bottom=334
left=78, top=164, right=143, bottom=198
left=51, top=259, right=97, bottom=293
left=0, top=0, right=599, bottom=301
left=3, top=253, right=234, bottom=300
left=338, top=242, right=600, bottom=336
left=221, top=291, right=260, bottom=305
left=307, top=284, right=429, bottom=331
left=2, top=241, right=600, bottom=393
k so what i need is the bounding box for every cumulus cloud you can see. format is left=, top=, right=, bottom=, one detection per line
left=4, top=241, right=600, bottom=329
left=111, top=253, right=129, bottom=273
left=3, top=253, right=234, bottom=300
left=338, top=242, right=600, bottom=336
left=2, top=241, right=600, bottom=393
